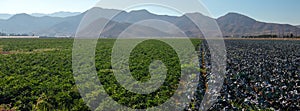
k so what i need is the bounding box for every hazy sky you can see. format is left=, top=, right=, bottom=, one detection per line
left=202, top=0, right=300, bottom=25
left=0, top=0, right=98, bottom=14
left=0, top=0, right=299, bottom=25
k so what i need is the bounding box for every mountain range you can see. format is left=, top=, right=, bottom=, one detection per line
left=0, top=11, right=81, bottom=19
left=0, top=7, right=299, bottom=37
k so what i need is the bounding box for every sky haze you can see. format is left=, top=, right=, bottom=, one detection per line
left=0, top=0, right=299, bottom=25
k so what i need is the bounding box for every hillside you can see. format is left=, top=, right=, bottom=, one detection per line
left=217, top=13, right=300, bottom=37
left=0, top=8, right=299, bottom=37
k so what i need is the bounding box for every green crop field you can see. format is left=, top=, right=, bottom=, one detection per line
left=0, top=38, right=203, bottom=111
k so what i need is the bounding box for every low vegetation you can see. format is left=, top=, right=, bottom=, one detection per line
left=0, top=38, right=298, bottom=110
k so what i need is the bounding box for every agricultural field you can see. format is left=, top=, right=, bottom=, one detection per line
left=0, top=38, right=299, bottom=110
left=211, top=40, right=300, bottom=110
left=0, top=38, right=201, bottom=110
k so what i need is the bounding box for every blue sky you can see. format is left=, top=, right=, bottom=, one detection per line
left=0, top=0, right=98, bottom=14
left=0, top=0, right=299, bottom=25
left=202, top=0, right=300, bottom=25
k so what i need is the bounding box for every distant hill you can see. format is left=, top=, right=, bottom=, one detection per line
left=0, top=12, right=81, bottom=20
left=0, top=13, right=65, bottom=35
left=217, top=13, right=300, bottom=37
left=0, top=8, right=299, bottom=37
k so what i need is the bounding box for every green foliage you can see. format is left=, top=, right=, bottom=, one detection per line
left=2, top=38, right=280, bottom=110
left=0, top=38, right=88, bottom=110
left=0, top=38, right=202, bottom=110
left=98, top=39, right=181, bottom=109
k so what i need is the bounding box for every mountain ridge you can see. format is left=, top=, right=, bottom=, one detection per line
left=217, top=13, right=300, bottom=37
left=0, top=11, right=81, bottom=20
left=0, top=7, right=299, bottom=37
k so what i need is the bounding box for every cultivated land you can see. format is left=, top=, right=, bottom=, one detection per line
left=224, top=38, right=300, bottom=40
left=0, top=38, right=299, bottom=110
